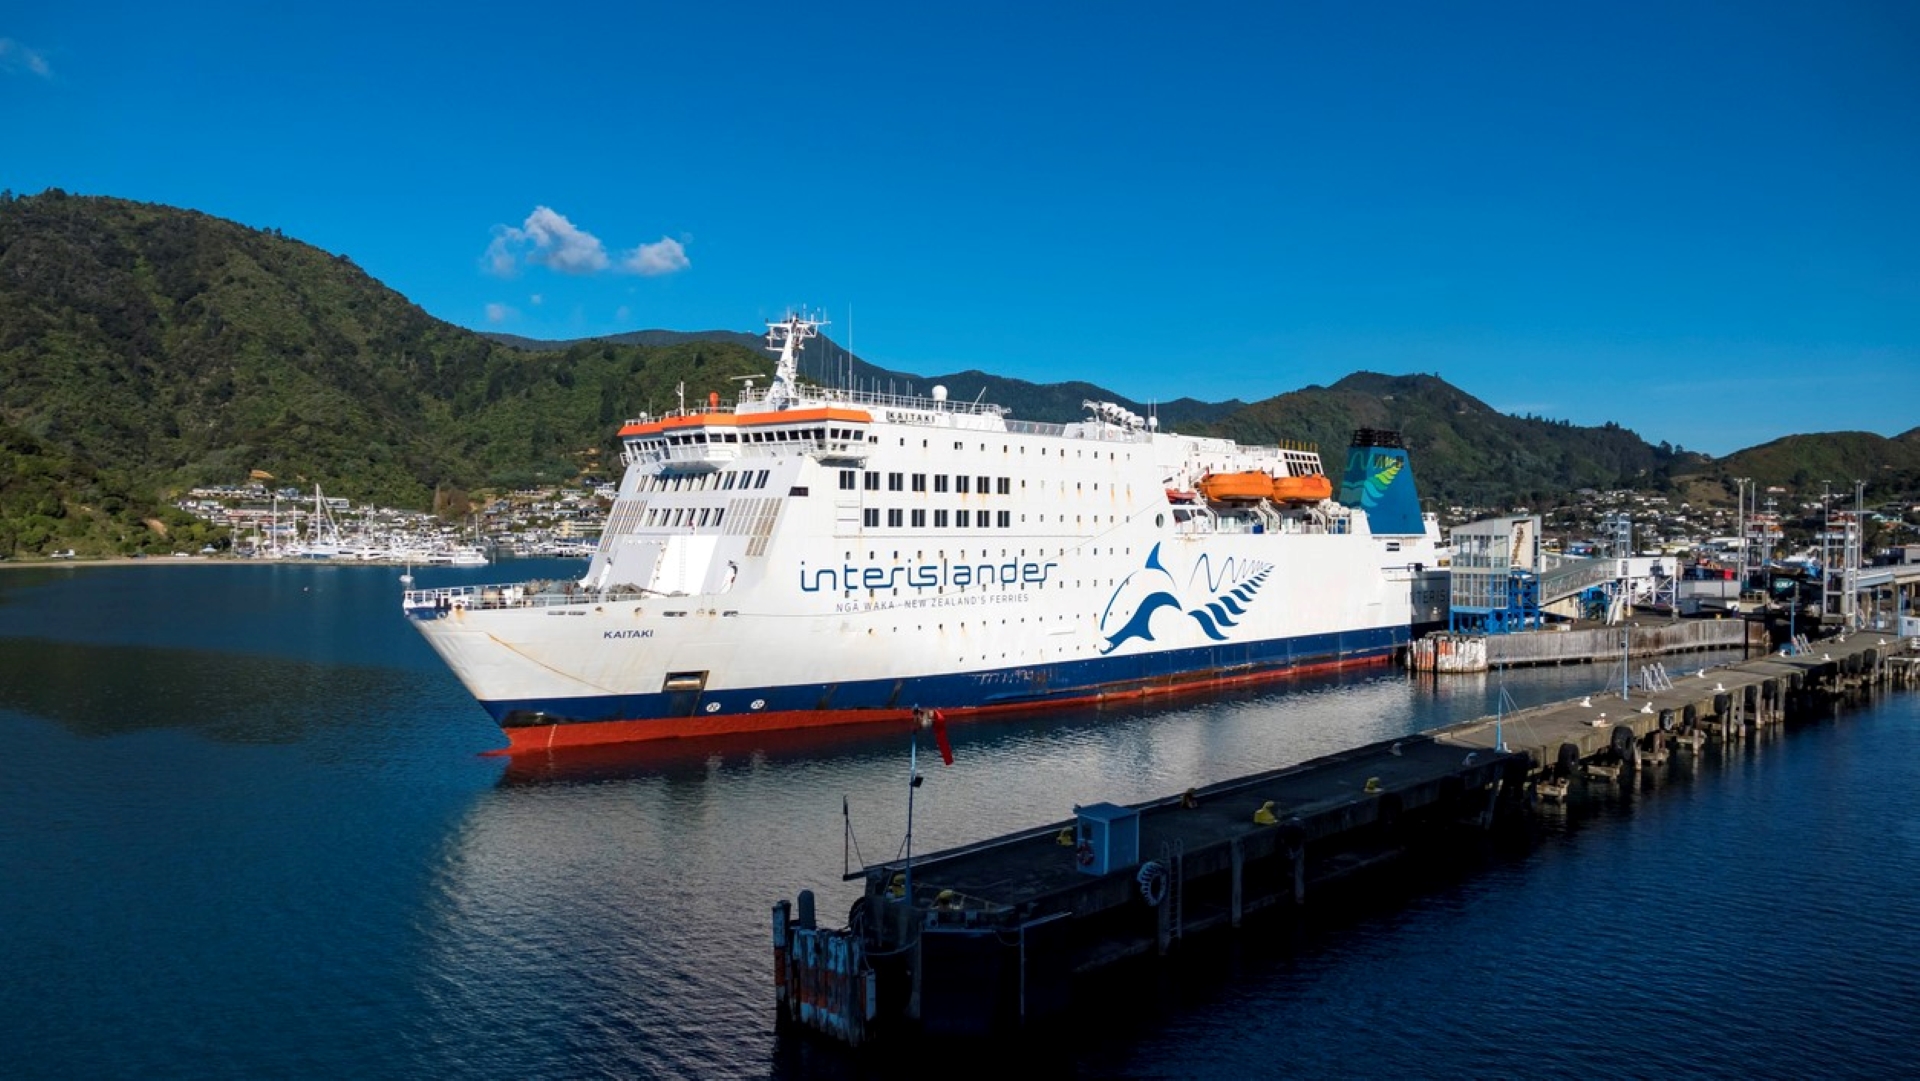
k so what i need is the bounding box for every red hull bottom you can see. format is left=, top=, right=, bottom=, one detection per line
left=491, top=653, right=1396, bottom=755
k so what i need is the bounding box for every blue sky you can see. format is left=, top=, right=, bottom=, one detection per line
left=5, top=1, right=1917, bottom=457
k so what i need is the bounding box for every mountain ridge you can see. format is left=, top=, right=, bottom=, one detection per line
left=2, top=189, right=1908, bottom=556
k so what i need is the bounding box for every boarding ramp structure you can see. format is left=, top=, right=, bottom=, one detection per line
left=1449, top=516, right=1548, bottom=633
left=1449, top=515, right=1675, bottom=633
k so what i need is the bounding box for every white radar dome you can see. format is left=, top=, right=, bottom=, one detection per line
left=932, top=385, right=948, bottom=401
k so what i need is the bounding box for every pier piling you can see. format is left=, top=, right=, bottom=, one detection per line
left=773, top=630, right=1915, bottom=1046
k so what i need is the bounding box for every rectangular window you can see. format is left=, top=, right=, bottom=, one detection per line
left=978, top=476, right=991, bottom=495
left=888, top=472, right=904, bottom=492
left=839, top=470, right=856, bottom=490
left=997, top=510, right=1011, bottom=528
left=887, top=508, right=903, bottom=527
left=997, top=477, right=1011, bottom=495
left=864, top=508, right=879, bottom=528
left=956, top=510, right=971, bottom=527
left=864, top=472, right=880, bottom=491
left=956, top=475, right=971, bottom=494
left=934, top=475, right=949, bottom=493
left=911, top=509, right=926, bottom=528
left=934, top=510, right=949, bottom=528
left=789, top=486, right=809, bottom=497
left=757, top=470, right=771, bottom=488
left=911, top=473, right=927, bottom=492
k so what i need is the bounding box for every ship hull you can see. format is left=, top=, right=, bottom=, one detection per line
left=468, top=624, right=1405, bottom=751
left=403, top=320, right=1446, bottom=754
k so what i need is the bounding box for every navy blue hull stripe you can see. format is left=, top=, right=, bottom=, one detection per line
left=483, top=625, right=1407, bottom=729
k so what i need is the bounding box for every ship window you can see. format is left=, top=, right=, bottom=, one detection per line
left=934, top=475, right=949, bottom=493
left=864, top=508, right=879, bottom=527
left=790, top=486, right=809, bottom=497
left=998, top=478, right=1011, bottom=494
left=865, top=472, right=880, bottom=491
left=911, top=509, right=926, bottom=527
left=999, top=512, right=1010, bottom=527
left=978, top=476, right=990, bottom=494
left=839, top=470, right=856, bottom=490
left=756, top=470, right=771, bottom=488
left=912, top=474, right=927, bottom=492
left=954, top=442, right=963, bottom=450
left=956, top=475, right=970, bottom=493
left=957, top=510, right=971, bottom=527
left=712, top=509, right=724, bottom=528
left=888, top=472, right=904, bottom=491
left=888, top=509, right=903, bottom=527
left=698, top=508, right=712, bottom=526
left=934, top=510, right=948, bottom=527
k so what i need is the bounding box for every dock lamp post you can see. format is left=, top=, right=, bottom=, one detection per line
left=1788, top=580, right=1800, bottom=653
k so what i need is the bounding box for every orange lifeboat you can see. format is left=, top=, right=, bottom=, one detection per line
left=1197, top=472, right=1275, bottom=502
left=1271, top=474, right=1332, bottom=503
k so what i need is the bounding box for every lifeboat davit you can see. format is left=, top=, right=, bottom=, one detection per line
left=1271, top=474, right=1332, bottom=503
left=1197, top=472, right=1275, bottom=502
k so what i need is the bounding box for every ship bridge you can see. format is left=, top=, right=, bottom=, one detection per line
left=619, top=407, right=875, bottom=473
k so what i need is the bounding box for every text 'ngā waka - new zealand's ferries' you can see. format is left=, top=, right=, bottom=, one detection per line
left=403, top=316, right=1450, bottom=752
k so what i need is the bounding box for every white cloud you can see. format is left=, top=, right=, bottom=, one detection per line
left=485, top=302, right=516, bottom=324
left=483, top=209, right=689, bottom=279
left=0, top=38, right=52, bottom=78
left=622, top=236, right=690, bottom=277
left=484, top=206, right=609, bottom=277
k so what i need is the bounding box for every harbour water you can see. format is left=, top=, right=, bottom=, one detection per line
left=3, top=561, right=1915, bottom=1079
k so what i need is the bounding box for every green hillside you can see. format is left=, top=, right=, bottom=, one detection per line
left=488, top=330, right=1243, bottom=430
left=1, top=189, right=1907, bottom=558
left=1206, top=372, right=1701, bottom=506
left=0, top=191, right=783, bottom=553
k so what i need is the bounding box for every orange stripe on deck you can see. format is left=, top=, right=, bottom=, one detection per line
left=618, top=407, right=872, bottom=437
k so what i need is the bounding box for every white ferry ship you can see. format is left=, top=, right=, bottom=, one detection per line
left=404, top=316, right=1449, bottom=752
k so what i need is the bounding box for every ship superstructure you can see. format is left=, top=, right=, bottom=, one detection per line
left=404, top=316, right=1446, bottom=751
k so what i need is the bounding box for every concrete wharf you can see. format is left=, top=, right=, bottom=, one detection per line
left=773, top=630, right=1915, bottom=1047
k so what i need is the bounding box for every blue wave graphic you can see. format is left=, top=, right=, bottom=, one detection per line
left=1098, top=545, right=1275, bottom=654
left=1188, top=607, right=1229, bottom=641
left=1100, top=591, right=1184, bottom=654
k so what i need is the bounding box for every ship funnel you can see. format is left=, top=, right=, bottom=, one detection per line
left=1337, top=428, right=1423, bottom=535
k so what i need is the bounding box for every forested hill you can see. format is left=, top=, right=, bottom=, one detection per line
left=484, top=330, right=1242, bottom=431
left=0, top=191, right=791, bottom=552
left=1209, top=372, right=1703, bottom=506
left=0, top=190, right=1887, bottom=558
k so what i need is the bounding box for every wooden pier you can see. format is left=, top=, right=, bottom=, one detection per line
left=773, top=630, right=1916, bottom=1046
left=1406, top=616, right=1764, bottom=672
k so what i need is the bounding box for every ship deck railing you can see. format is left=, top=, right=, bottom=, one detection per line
left=402, top=581, right=644, bottom=614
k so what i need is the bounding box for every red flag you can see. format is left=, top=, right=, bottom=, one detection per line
left=931, top=709, right=953, bottom=766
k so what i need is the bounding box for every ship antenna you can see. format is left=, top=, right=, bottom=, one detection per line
left=763, top=312, right=822, bottom=412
